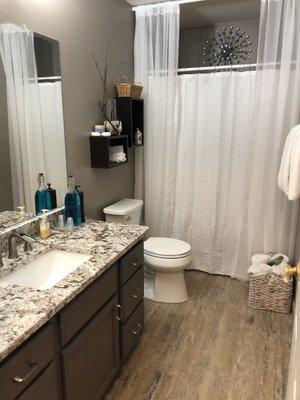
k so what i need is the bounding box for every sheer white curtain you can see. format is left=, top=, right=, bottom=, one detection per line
left=236, top=0, right=300, bottom=278
left=173, top=72, right=256, bottom=279
left=134, top=2, right=179, bottom=236
left=0, top=24, right=46, bottom=212
left=0, top=24, right=67, bottom=212
left=38, top=81, right=67, bottom=205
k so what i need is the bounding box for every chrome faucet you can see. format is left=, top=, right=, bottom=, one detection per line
left=8, top=233, right=35, bottom=259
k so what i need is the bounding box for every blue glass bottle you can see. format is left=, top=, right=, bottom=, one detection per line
left=65, top=175, right=82, bottom=226
left=35, top=173, right=51, bottom=214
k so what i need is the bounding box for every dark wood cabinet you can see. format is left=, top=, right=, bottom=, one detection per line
left=60, top=264, right=118, bottom=347
left=120, top=241, right=144, bottom=285
left=0, top=319, right=59, bottom=400
left=121, top=301, right=144, bottom=361
left=116, top=98, right=144, bottom=147
left=62, top=295, right=120, bottom=400
left=17, top=361, right=63, bottom=400
left=120, top=266, right=144, bottom=322
left=89, top=135, right=128, bottom=169
left=0, top=240, right=144, bottom=400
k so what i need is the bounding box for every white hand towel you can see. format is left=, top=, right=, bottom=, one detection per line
left=247, top=262, right=272, bottom=275
left=251, top=254, right=271, bottom=265
left=278, top=125, right=300, bottom=200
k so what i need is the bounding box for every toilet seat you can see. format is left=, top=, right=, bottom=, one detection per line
left=144, top=237, right=191, bottom=259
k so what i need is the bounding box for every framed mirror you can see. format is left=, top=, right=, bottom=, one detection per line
left=0, top=24, right=67, bottom=231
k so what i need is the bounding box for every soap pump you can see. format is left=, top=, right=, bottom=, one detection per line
left=40, top=209, right=51, bottom=239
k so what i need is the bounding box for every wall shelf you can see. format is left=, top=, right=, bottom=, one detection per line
left=89, top=135, right=128, bottom=169
left=116, top=97, right=144, bottom=147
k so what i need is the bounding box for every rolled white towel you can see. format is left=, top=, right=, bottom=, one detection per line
left=110, top=152, right=126, bottom=163
left=251, top=254, right=271, bottom=265
left=272, top=263, right=287, bottom=276
left=109, top=145, right=124, bottom=154
left=247, top=262, right=272, bottom=276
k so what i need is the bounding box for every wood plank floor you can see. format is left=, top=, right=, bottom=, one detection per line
left=105, top=271, right=293, bottom=400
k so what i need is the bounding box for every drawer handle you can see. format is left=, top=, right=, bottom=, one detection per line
left=115, top=304, right=123, bottom=321
left=131, top=287, right=141, bottom=298
left=130, top=258, right=141, bottom=268
left=131, top=323, right=142, bottom=335
left=13, top=361, right=38, bottom=383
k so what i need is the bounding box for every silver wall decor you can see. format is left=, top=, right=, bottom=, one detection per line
left=203, top=26, right=252, bottom=69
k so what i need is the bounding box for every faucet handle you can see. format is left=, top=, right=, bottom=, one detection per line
left=20, top=234, right=35, bottom=253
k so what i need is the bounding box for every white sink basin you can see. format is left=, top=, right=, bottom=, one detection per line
left=0, top=250, right=92, bottom=291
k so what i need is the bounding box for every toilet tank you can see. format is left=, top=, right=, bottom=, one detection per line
left=103, top=198, right=143, bottom=225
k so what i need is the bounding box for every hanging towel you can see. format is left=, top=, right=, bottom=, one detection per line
left=278, top=125, right=300, bottom=200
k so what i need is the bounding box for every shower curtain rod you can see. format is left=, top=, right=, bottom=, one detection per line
left=132, top=0, right=202, bottom=11
left=178, top=63, right=257, bottom=73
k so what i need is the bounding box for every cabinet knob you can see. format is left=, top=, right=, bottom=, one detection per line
left=13, top=361, right=38, bottom=383
left=130, top=258, right=142, bottom=268
left=131, top=323, right=142, bottom=335
left=131, top=287, right=141, bottom=298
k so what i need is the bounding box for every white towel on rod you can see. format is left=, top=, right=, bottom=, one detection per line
left=278, top=124, right=300, bottom=200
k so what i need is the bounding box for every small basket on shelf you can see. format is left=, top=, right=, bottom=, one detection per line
left=116, top=75, right=143, bottom=98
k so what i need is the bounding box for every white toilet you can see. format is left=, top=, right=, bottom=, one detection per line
left=103, top=199, right=191, bottom=303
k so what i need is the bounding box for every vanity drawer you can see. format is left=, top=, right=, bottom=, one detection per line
left=121, top=300, right=144, bottom=361
left=17, top=361, right=62, bottom=400
left=120, top=266, right=144, bottom=322
left=60, top=263, right=117, bottom=347
left=0, top=319, right=58, bottom=400
left=120, top=241, right=144, bottom=285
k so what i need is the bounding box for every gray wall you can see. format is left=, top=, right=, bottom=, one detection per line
left=0, top=0, right=135, bottom=219
left=179, top=19, right=259, bottom=68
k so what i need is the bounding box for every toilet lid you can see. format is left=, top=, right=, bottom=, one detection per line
left=144, top=237, right=191, bottom=258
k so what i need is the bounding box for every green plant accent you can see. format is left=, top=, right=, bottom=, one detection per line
left=267, top=256, right=284, bottom=266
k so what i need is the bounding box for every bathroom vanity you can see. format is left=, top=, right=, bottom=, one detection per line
left=0, top=220, right=147, bottom=400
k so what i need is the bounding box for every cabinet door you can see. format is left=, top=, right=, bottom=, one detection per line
left=62, top=295, right=120, bottom=400
left=17, top=361, right=62, bottom=400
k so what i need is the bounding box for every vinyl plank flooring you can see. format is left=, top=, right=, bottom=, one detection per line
left=105, top=271, right=293, bottom=400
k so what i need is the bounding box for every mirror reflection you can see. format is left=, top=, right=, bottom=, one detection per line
left=0, top=24, right=67, bottom=228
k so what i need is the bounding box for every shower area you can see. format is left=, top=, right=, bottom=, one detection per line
left=134, top=0, right=300, bottom=281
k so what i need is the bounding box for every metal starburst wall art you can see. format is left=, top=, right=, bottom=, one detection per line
left=203, top=26, right=252, bottom=69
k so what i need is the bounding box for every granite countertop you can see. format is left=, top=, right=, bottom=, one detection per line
left=0, top=211, right=34, bottom=233
left=0, top=220, right=148, bottom=363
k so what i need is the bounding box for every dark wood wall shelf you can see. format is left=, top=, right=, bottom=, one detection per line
left=89, top=135, right=128, bottom=169
left=116, top=98, right=144, bottom=147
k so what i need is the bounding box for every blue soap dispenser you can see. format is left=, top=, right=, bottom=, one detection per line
left=64, top=175, right=82, bottom=226
left=35, top=173, right=51, bottom=214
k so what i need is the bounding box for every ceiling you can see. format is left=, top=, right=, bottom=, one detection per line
left=181, top=0, right=260, bottom=28
left=126, top=0, right=261, bottom=27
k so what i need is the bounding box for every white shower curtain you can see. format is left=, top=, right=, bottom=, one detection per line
left=173, top=72, right=256, bottom=279
left=134, top=2, right=180, bottom=236
left=0, top=24, right=67, bottom=212
left=134, top=0, right=300, bottom=280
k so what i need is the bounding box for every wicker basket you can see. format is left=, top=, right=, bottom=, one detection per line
left=116, top=75, right=143, bottom=98
left=248, top=273, right=293, bottom=313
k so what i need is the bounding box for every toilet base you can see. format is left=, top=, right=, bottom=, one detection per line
left=152, top=271, right=188, bottom=303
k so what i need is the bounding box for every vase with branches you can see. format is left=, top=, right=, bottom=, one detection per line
left=92, top=48, right=122, bottom=135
